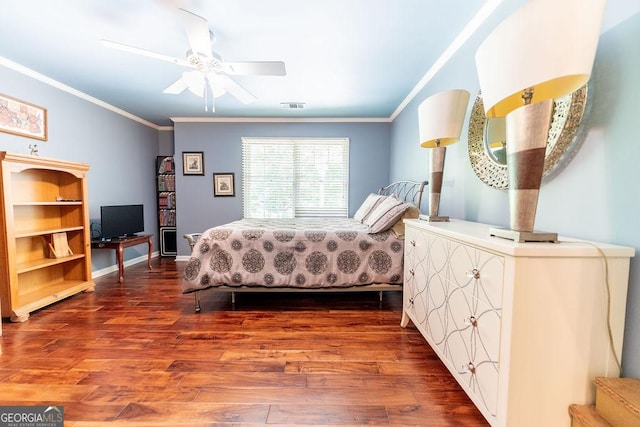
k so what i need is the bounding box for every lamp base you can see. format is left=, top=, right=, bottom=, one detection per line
left=420, top=214, right=449, bottom=222
left=489, top=227, right=557, bottom=243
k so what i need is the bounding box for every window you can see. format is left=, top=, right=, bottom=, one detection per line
left=242, top=137, right=349, bottom=218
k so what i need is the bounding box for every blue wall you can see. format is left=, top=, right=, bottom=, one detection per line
left=172, top=121, right=391, bottom=255
left=0, top=64, right=160, bottom=272
left=389, top=2, right=640, bottom=377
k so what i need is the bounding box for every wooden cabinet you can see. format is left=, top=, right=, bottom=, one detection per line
left=402, top=219, right=634, bottom=427
left=156, top=156, right=176, bottom=256
left=0, top=152, right=95, bottom=322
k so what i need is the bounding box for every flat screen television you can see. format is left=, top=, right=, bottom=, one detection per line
left=100, top=204, right=144, bottom=239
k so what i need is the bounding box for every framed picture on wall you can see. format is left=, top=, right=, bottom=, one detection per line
left=182, top=151, right=204, bottom=175
left=213, top=173, right=235, bottom=197
left=0, top=93, right=48, bottom=141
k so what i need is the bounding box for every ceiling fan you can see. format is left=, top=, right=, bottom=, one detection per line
left=102, top=8, right=286, bottom=111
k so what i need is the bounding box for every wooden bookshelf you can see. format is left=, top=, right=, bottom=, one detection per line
left=0, top=152, right=95, bottom=322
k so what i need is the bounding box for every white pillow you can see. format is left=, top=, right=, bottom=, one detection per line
left=353, top=194, right=386, bottom=223
left=364, top=197, right=411, bottom=233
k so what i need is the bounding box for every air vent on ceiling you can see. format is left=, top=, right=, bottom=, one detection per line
left=281, top=102, right=305, bottom=109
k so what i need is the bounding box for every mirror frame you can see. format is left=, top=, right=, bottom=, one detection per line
left=467, top=85, right=588, bottom=190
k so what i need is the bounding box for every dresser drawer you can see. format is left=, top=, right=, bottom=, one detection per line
left=417, top=231, right=503, bottom=307
left=404, top=227, right=433, bottom=332
left=445, top=288, right=501, bottom=419
left=410, top=231, right=504, bottom=311
left=403, top=263, right=429, bottom=329
left=447, top=241, right=504, bottom=310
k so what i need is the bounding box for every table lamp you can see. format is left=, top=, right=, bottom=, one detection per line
left=418, top=89, right=470, bottom=221
left=475, top=0, right=605, bottom=242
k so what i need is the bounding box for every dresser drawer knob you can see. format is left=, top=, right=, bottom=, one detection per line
left=464, top=316, right=478, bottom=328
left=462, top=362, right=476, bottom=375
left=467, top=268, right=480, bottom=280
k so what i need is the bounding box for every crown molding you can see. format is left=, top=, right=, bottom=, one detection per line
left=170, top=116, right=391, bottom=123
left=0, top=56, right=161, bottom=130
left=390, top=0, right=505, bottom=121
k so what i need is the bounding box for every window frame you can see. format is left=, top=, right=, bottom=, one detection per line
left=242, top=137, right=350, bottom=218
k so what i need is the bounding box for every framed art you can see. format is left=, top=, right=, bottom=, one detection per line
left=0, top=93, right=48, bottom=141
left=182, top=151, right=204, bottom=175
left=213, top=173, right=235, bottom=197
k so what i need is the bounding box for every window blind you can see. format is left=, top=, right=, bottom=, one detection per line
left=242, top=137, right=349, bottom=218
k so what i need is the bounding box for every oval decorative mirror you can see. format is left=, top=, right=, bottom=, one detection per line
left=467, top=84, right=588, bottom=189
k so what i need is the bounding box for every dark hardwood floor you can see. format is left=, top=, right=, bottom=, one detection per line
left=0, top=258, right=488, bottom=426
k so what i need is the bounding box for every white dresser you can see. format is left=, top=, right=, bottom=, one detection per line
left=402, top=219, right=634, bottom=427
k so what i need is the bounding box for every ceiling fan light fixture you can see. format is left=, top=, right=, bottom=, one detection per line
left=181, top=71, right=227, bottom=98
left=182, top=70, right=205, bottom=96
left=208, top=74, right=227, bottom=98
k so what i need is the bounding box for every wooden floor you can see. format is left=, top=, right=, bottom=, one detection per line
left=0, top=258, right=489, bottom=426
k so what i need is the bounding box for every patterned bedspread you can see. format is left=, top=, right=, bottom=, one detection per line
left=182, top=218, right=404, bottom=293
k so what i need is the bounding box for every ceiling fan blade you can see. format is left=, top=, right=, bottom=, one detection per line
left=163, top=78, right=188, bottom=94
left=223, top=61, right=287, bottom=76
left=219, top=75, right=256, bottom=104
left=102, top=40, right=189, bottom=66
left=179, top=8, right=213, bottom=57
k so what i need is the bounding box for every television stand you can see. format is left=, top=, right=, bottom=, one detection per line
left=92, top=234, right=152, bottom=283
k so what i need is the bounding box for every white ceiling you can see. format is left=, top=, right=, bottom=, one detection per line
left=0, top=0, right=492, bottom=127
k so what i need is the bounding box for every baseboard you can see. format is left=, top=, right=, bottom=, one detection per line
left=92, top=251, right=160, bottom=279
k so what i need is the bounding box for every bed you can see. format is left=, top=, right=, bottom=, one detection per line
left=182, top=180, right=427, bottom=312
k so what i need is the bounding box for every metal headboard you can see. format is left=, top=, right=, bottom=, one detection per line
left=378, top=180, right=428, bottom=210
left=185, top=180, right=428, bottom=252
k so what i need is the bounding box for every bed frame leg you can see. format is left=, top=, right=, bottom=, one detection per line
left=194, top=292, right=201, bottom=313
left=231, top=291, right=236, bottom=306
left=378, top=291, right=383, bottom=308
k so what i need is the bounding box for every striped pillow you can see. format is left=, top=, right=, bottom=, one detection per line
left=364, top=197, right=411, bottom=233
left=353, top=194, right=387, bottom=223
